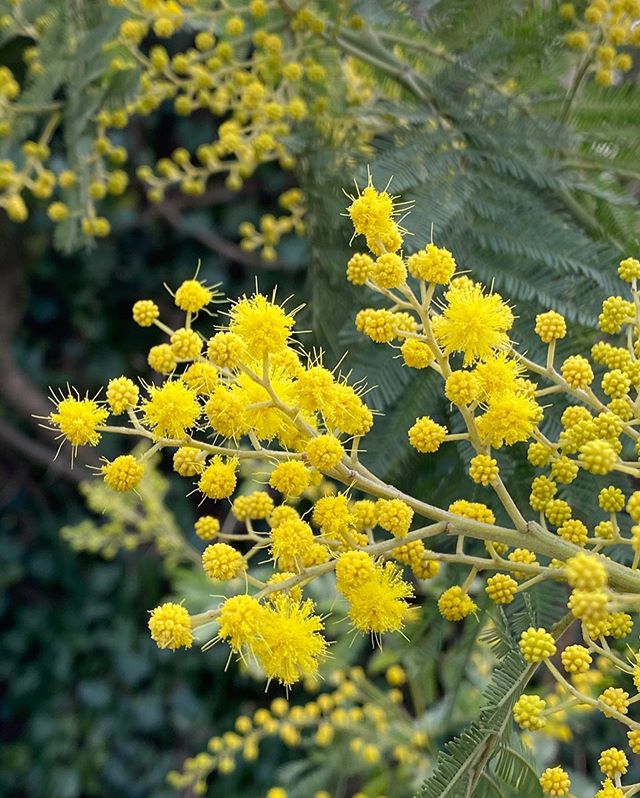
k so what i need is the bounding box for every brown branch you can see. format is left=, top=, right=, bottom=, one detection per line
left=136, top=183, right=239, bottom=225
left=0, top=419, right=83, bottom=483
left=152, top=200, right=284, bottom=270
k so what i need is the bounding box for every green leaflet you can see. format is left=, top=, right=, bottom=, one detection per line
left=416, top=602, right=571, bottom=798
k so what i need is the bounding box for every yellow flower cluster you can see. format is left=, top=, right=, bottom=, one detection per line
left=561, top=0, right=640, bottom=86
left=539, top=765, right=571, bottom=796
left=50, top=181, right=640, bottom=792
left=61, top=449, right=195, bottom=564
left=167, top=664, right=429, bottom=795
left=0, top=1, right=370, bottom=253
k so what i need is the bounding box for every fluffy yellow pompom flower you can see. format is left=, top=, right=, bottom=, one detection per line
left=266, top=572, right=303, bottom=604
left=347, top=184, right=396, bottom=236
left=106, top=376, right=139, bottom=414
left=599, top=485, right=625, bottom=513
left=377, top=498, right=413, bottom=537
left=628, top=730, right=640, bottom=754
left=437, top=586, right=476, bottom=621
left=355, top=308, right=397, bottom=343
left=132, top=299, right=159, bottom=327
left=596, top=779, right=625, bottom=798
left=473, top=354, right=520, bottom=400
left=182, top=361, right=219, bottom=395
left=170, top=327, right=202, bottom=359
left=312, top=494, right=352, bottom=535
left=386, top=664, right=406, bottom=686
left=608, top=612, right=633, bottom=639
left=207, top=331, right=245, bottom=369
left=579, top=439, right=617, bottom=474
left=561, top=355, right=593, bottom=389
left=565, top=552, right=607, bottom=590
left=602, top=369, right=630, bottom=398
left=173, top=446, right=205, bottom=476
left=270, top=519, right=314, bottom=571
left=294, top=365, right=334, bottom=412
left=217, top=594, right=264, bottom=653
left=142, top=380, right=200, bottom=439
left=528, top=441, right=552, bottom=467
left=619, top=257, right=640, bottom=283
left=550, top=455, right=578, bottom=484
left=628, top=491, right=640, bottom=521
left=449, top=498, right=496, bottom=524
left=407, top=243, right=456, bottom=284
left=519, top=627, right=556, bottom=663
left=408, top=416, right=447, bottom=453
left=351, top=499, right=378, bottom=530
left=198, top=456, right=238, bottom=499
left=306, top=434, right=344, bottom=471
left=148, top=602, right=193, bottom=650
left=445, top=370, right=479, bottom=405
left=469, top=454, right=499, bottom=485
left=513, top=694, right=546, bottom=730
left=568, top=587, right=609, bottom=624
left=229, top=294, right=295, bottom=357
left=475, top=391, right=541, bottom=447
left=148, top=343, right=176, bottom=374
left=232, top=491, right=274, bottom=521
left=48, top=201, right=69, bottom=223
left=599, top=296, right=634, bottom=334
left=347, top=562, right=414, bottom=635
left=49, top=394, right=109, bottom=447
left=269, top=460, right=311, bottom=496
left=335, top=551, right=377, bottom=597
left=372, top=252, right=407, bottom=289
left=202, top=543, right=246, bottom=581
left=539, top=766, right=570, bottom=797
left=401, top=338, right=433, bottom=368
left=598, top=748, right=628, bottom=778
left=595, top=520, right=614, bottom=539
left=564, top=30, right=589, bottom=49
left=323, top=384, right=373, bottom=437
left=174, top=279, right=212, bottom=312
left=195, top=516, right=220, bottom=540
left=535, top=310, right=566, bottom=343
left=346, top=252, right=373, bottom=285
left=560, top=644, right=592, bottom=674
left=544, top=499, right=572, bottom=527
left=205, top=386, right=249, bottom=439
left=561, top=405, right=592, bottom=428
left=507, top=548, right=538, bottom=579
left=599, top=687, right=629, bottom=717
left=101, top=454, right=144, bottom=491
left=432, top=280, right=514, bottom=365
left=485, top=573, right=518, bottom=604
left=347, top=182, right=402, bottom=256
left=253, top=595, right=328, bottom=686
left=558, top=517, right=588, bottom=546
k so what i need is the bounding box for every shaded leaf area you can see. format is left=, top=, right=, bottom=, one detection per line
left=417, top=588, right=569, bottom=798
left=0, top=480, right=298, bottom=798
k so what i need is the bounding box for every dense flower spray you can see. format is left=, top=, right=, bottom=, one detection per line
left=49, top=181, right=640, bottom=795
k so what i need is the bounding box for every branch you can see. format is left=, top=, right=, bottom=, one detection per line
left=152, top=200, right=284, bottom=270
left=0, top=420, right=82, bottom=483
